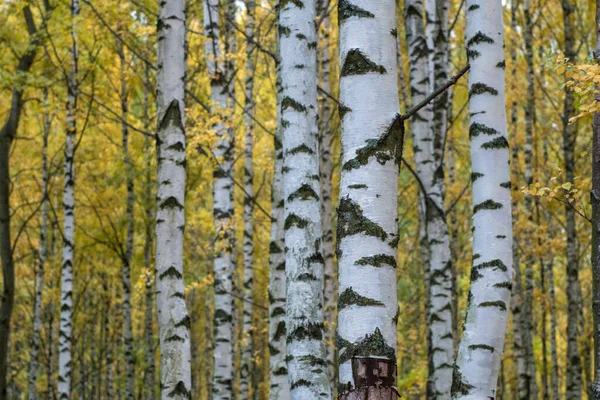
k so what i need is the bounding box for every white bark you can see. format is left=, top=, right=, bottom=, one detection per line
left=240, top=1, right=256, bottom=397
left=59, top=0, right=79, bottom=396
left=204, top=0, right=235, bottom=397
left=280, top=0, right=331, bottom=397
left=407, top=0, right=454, bottom=396
left=452, top=1, right=512, bottom=398
left=28, top=87, right=50, bottom=400
left=269, top=16, right=290, bottom=398
left=337, top=0, right=401, bottom=396
left=155, top=0, right=192, bottom=397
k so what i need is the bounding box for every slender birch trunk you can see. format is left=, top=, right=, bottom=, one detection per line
left=104, top=277, right=114, bottom=400
left=317, top=0, right=336, bottom=391
left=407, top=0, right=454, bottom=396
left=117, top=40, right=136, bottom=400
left=204, top=0, right=235, bottom=397
left=591, top=1, right=600, bottom=396
left=142, top=66, right=156, bottom=400
left=337, top=0, right=401, bottom=397
left=240, top=1, right=256, bottom=397
left=155, top=0, right=192, bottom=397
left=452, top=1, right=512, bottom=398
left=59, top=0, right=80, bottom=396
left=47, top=307, right=56, bottom=399
left=28, top=87, right=50, bottom=400
left=561, top=0, right=582, bottom=398
left=269, top=13, right=290, bottom=398
left=280, top=0, right=331, bottom=396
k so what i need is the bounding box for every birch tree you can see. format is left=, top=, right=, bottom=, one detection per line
left=279, top=0, right=331, bottom=396
left=406, top=0, right=454, bottom=396
left=592, top=2, right=600, bottom=397
left=269, top=11, right=290, bottom=397
left=240, top=0, right=256, bottom=397
left=337, top=0, right=401, bottom=397
left=204, top=0, right=235, bottom=396
left=28, top=87, right=51, bottom=400
left=452, top=1, right=513, bottom=398
left=155, top=0, right=192, bottom=397
left=58, top=0, right=80, bottom=395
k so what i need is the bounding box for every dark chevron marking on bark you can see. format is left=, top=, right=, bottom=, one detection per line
left=467, top=4, right=480, bottom=11
left=271, top=307, right=285, bottom=317
left=284, top=214, right=309, bottom=229
left=482, top=136, right=509, bottom=150
left=339, top=104, right=352, bottom=119
left=291, top=379, right=312, bottom=389
left=470, top=122, right=499, bottom=137
left=467, top=49, right=480, bottom=60
left=167, top=381, right=191, bottom=398
left=278, top=25, right=291, bottom=37
left=174, top=316, right=191, bottom=329
left=159, top=266, right=183, bottom=280
left=287, top=322, right=324, bottom=343
left=287, top=183, right=319, bottom=201
left=296, top=33, right=306, bottom=40
left=452, top=365, right=474, bottom=396
left=500, top=181, right=511, bottom=189
left=338, top=287, right=384, bottom=310
left=469, top=344, right=495, bottom=353
left=471, top=172, right=484, bottom=182
left=355, top=254, right=396, bottom=268
left=467, top=31, right=495, bottom=47
left=337, top=197, right=387, bottom=244
left=338, top=0, right=374, bottom=23
left=165, top=334, right=185, bottom=342
left=158, top=99, right=183, bottom=131
left=288, top=144, right=314, bottom=155
left=342, top=115, right=403, bottom=171
left=341, top=49, right=387, bottom=76
left=494, top=281, right=513, bottom=290
left=473, top=199, right=503, bottom=214
left=497, top=60, right=506, bottom=69
left=469, top=83, right=499, bottom=97
left=160, top=196, right=184, bottom=210
left=405, top=4, right=422, bottom=18
left=282, top=96, right=307, bottom=113
left=337, top=327, right=395, bottom=364
left=478, top=301, right=507, bottom=311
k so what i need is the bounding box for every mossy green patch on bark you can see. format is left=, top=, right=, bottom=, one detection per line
left=337, top=327, right=395, bottom=364
left=478, top=300, right=507, bottom=311
left=282, top=96, right=307, bottom=113
left=338, top=287, right=384, bottom=310
left=469, top=344, right=495, bottom=353
left=481, top=136, right=509, bottom=150
left=452, top=365, right=474, bottom=396
left=469, top=122, right=498, bottom=138
left=355, top=254, right=396, bottom=268
left=469, top=82, right=499, bottom=97
left=287, top=322, right=324, bottom=343
left=342, top=115, right=403, bottom=171
left=341, top=49, right=387, bottom=77
left=284, top=214, right=309, bottom=230
left=287, top=183, right=319, bottom=201
left=337, top=197, right=388, bottom=246
left=473, top=199, right=503, bottom=214
left=338, top=0, right=374, bottom=23
left=467, top=31, right=495, bottom=47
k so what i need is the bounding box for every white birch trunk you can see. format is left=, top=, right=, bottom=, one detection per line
left=269, top=16, right=290, bottom=398
left=407, top=0, right=454, bottom=396
left=337, top=0, right=401, bottom=396
left=59, top=0, right=79, bottom=396
left=204, top=0, right=235, bottom=397
left=452, top=1, right=512, bottom=398
left=317, top=0, right=336, bottom=391
left=280, top=0, right=331, bottom=397
left=118, top=41, right=136, bottom=400
left=155, top=0, right=192, bottom=397
left=28, top=87, right=50, bottom=400
left=240, top=1, right=256, bottom=397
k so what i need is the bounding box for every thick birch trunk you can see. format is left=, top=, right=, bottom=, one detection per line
left=407, top=0, right=454, bottom=396
left=592, top=1, right=600, bottom=397
left=117, top=41, right=136, bottom=400
left=269, top=15, right=290, bottom=398
left=280, top=0, right=331, bottom=396
left=561, top=1, right=582, bottom=398
left=240, top=1, right=256, bottom=397
left=337, top=0, right=401, bottom=397
left=452, top=1, right=512, bottom=398
left=59, top=0, right=80, bottom=396
left=204, top=0, right=235, bottom=397
left=317, top=0, right=336, bottom=391
left=28, top=87, right=50, bottom=400
left=155, top=0, right=192, bottom=397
